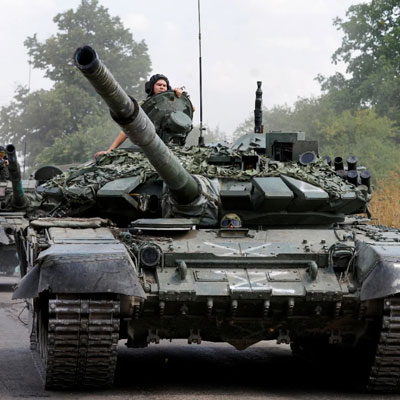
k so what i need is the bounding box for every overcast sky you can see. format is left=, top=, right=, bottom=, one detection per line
left=0, top=0, right=358, bottom=137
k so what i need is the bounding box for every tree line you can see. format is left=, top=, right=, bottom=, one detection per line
left=0, top=0, right=399, bottom=182
left=233, top=0, right=400, bottom=182
left=0, top=0, right=151, bottom=169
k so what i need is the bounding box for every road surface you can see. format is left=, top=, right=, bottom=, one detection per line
left=0, top=276, right=396, bottom=400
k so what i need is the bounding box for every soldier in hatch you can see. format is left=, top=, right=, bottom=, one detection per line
left=94, top=74, right=184, bottom=158
left=0, top=146, right=10, bottom=180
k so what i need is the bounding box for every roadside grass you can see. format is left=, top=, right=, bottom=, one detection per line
left=369, top=172, right=400, bottom=227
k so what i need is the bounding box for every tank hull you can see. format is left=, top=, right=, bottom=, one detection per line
left=0, top=243, right=19, bottom=275
left=0, top=212, right=28, bottom=276
left=0, top=176, right=36, bottom=276
left=14, top=219, right=400, bottom=391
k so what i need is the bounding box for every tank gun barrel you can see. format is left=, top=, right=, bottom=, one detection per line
left=73, top=45, right=199, bottom=204
left=5, top=144, right=29, bottom=208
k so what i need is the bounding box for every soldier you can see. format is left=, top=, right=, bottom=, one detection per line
left=94, top=74, right=183, bottom=158
left=0, top=146, right=10, bottom=180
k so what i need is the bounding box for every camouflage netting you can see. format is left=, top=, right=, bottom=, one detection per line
left=41, top=146, right=368, bottom=210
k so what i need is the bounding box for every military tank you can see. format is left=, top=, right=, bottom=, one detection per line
left=0, top=145, right=34, bottom=276
left=13, top=46, right=400, bottom=392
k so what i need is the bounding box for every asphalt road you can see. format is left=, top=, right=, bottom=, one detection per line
left=0, top=276, right=396, bottom=400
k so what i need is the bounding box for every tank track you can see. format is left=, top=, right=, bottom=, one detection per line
left=368, top=296, right=400, bottom=392
left=38, top=294, right=120, bottom=389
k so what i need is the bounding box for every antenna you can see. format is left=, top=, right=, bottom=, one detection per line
left=28, top=57, right=32, bottom=92
left=197, top=0, right=205, bottom=146
left=23, top=140, right=27, bottom=179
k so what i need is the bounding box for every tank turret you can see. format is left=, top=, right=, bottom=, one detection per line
left=73, top=46, right=199, bottom=205
left=38, top=54, right=370, bottom=226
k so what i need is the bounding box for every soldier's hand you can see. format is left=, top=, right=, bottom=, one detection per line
left=173, top=87, right=183, bottom=98
left=94, top=150, right=109, bottom=158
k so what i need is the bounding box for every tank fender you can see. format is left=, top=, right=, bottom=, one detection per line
left=12, top=264, right=40, bottom=299
left=13, top=242, right=146, bottom=299
left=0, top=225, right=11, bottom=245
left=357, top=241, right=400, bottom=301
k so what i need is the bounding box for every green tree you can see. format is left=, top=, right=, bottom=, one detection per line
left=318, top=109, right=400, bottom=181
left=232, top=97, right=400, bottom=181
left=0, top=83, right=102, bottom=157
left=35, top=116, right=119, bottom=165
left=232, top=1, right=400, bottom=182
left=0, top=0, right=151, bottom=168
left=233, top=96, right=336, bottom=144
left=186, top=125, right=229, bottom=146
left=25, top=0, right=150, bottom=95
left=317, top=1, right=400, bottom=122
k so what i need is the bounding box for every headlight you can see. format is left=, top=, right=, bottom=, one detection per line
left=140, top=244, right=162, bottom=268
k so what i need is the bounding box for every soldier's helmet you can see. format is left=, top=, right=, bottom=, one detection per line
left=145, top=74, right=172, bottom=97
left=220, top=213, right=242, bottom=228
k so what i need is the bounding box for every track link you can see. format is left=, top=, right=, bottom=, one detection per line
left=368, top=296, right=400, bottom=392
left=39, top=294, right=120, bottom=389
